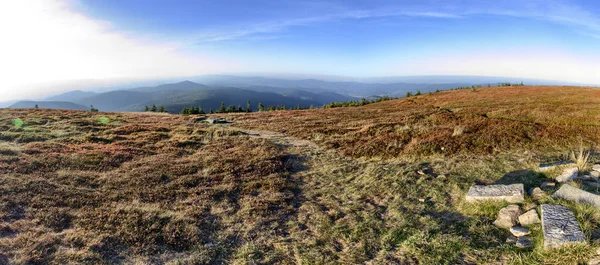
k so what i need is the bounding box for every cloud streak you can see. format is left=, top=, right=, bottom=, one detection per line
left=192, top=0, right=600, bottom=43
left=193, top=9, right=462, bottom=43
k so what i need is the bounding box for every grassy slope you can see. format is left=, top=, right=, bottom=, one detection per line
left=230, top=86, right=600, bottom=158
left=1, top=86, right=600, bottom=264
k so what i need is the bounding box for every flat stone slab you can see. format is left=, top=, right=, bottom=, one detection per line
left=556, top=167, right=579, bottom=182
left=541, top=204, right=586, bottom=249
left=466, top=184, right=524, bottom=203
left=553, top=184, right=600, bottom=208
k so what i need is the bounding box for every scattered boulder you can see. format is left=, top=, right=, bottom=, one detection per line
left=522, top=203, right=538, bottom=212
left=556, top=167, right=579, bottom=183
left=510, top=226, right=531, bottom=237
left=553, top=184, right=600, bottom=208
left=593, top=164, right=600, bottom=171
left=494, top=205, right=521, bottom=229
left=516, top=236, right=533, bottom=248
left=206, top=118, right=229, bottom=124
left=584, top=181, right=600, bottom=188
left=519, top=209, right=541, bottom=226
left=591, top=171, right=600, bottom=179
left=466, top=184, right=524, bottom=203
left=541, top=204, right=586, bottom=249
left=540, top=181, right=556, bottom=189
left=506, top=235, right=517, bottom=244
left=529, top=187, right=546, bottom=200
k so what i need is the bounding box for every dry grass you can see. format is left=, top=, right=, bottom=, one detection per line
left=2, top=86, right=600, bottom=264
left=230, top=86, right=600, bottom=158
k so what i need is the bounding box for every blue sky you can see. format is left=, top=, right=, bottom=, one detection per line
left=1, top=0, right=600, bottom=100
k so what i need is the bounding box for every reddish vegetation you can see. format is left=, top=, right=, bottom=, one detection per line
left=230, top=86, right=600, bottom=158
left=0, top=110, right=296, bottom=264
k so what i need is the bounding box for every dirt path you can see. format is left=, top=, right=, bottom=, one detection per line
left=234, top=127, right=319, bottom=149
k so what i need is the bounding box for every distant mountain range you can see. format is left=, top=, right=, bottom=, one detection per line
left=9, top=101, right=88, bottom=110
left=7, top=75, right=552, bottom=113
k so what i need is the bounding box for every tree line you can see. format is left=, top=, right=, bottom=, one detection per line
left=143, top=104, right=169, bottom=113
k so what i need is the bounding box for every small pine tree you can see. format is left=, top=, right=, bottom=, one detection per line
left=218, top=102, right=226, bottom=113
left=159, top=105, right=166, bottom=113
left=258, top=102, right=264, bottom=112
left=35, top=104, right=39, bottom=109
left=90, top=105, right=99, bottom=112
left=406, top=92, right=413, bottom=97
left=309, top=104, right=314, bottom=109
left=415, top=90, right=421, bottom=96
left=144, top=106, right=149, bottom=112
left=151, top=104, right=157, bottom=112
left=246, top=100, right=252, bottom=112
left=198, top=106, right=205, bottom=114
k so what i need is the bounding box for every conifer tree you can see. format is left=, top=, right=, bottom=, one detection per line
left=218, top=102, right=226, bottom=113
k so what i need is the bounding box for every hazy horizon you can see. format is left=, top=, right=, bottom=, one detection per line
left=2, top=0, right=600, bottom=101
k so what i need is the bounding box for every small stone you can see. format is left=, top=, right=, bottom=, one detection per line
left=522, top=202, right=538, bottom=212
left=539, top=162, right=575, bottom=172
left=590, top=171, right=600, bottom=179
left=553, top=184, right=600, bottom=208
left=584, top=181, right=600, bottom=188
left=493, top=205, right=521, bottom=229
left=437, top=174, right=446, bottom=179
left=418, top=198, right=426, bottom=203
left=556, top=167, right=579, bottom=182
left=593, top=164, right=600, bottom=171
left=540, top=181, right=556, bottom=189
left=510, top=226, right=531, bottom=237
left=506, top=235, right=517, bottom=244
left=466, top=184, right=525, bottom=203
left=541, top=204, right=586, bottom=249
left=417, top=170, right=426, bottom=175
left=516, top=236, right=533, bottom=248
left=519, top=209, right=541, bottom=225
left=529, top=187, right=546, bottom=200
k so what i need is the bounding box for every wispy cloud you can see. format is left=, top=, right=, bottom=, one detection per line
left=192, top=0, right=600, bottom=43
left=193, top=9, right=462, bottom=43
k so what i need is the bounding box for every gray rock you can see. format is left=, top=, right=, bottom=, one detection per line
left=465, top=184, right=524, bottom=203
left=516, top=236, right=533, bottom=248
left=506, top=235, right=517, bottom=244
left=494, top=205, right=521, bottom=229
left=510, top=226, right=531, bottom=237
left=584, top=181, right=600, bottom=188
left=540, top=181, right=556, bottom=189
left=529, top=187, right=546, bottom=200
left=553, top=184, right=600, bottom=208
left=590, top=171, right=600, bottom=179
left=541, top=204, right=586, bottom=249
left=539, top=162, right=576, bottom=172
left=519, top=209, right=541, bottom=226
left=593, top=164, right=600, bottom=171
left=556, top=167, right=579, bottom=182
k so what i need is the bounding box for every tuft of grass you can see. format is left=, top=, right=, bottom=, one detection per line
left=570, top=141, right=594, bottom=172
